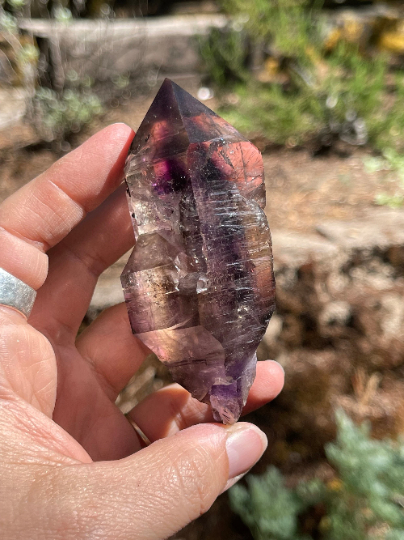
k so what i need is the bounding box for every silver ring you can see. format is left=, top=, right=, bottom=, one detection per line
left=0, top=268, right=37, bottom=318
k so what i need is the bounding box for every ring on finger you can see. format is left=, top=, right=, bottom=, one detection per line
left=0, top=267, right=37, bottom=319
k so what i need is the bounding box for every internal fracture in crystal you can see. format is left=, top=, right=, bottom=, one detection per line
left=121, top=79, right=275, bottom=424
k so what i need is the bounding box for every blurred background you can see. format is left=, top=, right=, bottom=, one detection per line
left=1, top=0, right=404, bottom=538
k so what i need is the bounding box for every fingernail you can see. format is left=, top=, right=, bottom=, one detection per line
left=225, top=423, right=268, bottom=480
left=274, top=361, right=285, bottom=376
left=222, top=473, right=245, bottom=493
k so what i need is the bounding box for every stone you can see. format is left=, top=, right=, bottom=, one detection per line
left=316, top=209, right=404, bottom=250
left=121, top=79, right=275, bottom=424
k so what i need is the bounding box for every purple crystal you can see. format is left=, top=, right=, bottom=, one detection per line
left=121, top=79, right=275, bottom=424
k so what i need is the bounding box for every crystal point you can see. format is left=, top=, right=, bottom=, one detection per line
left=121, top=79, right=275, bottom=424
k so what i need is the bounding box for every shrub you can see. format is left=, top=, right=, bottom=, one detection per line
left=220, top=0, right=316, bottom=63
left=230, top=410, right=404, bottom=540
left=32, top=87, right=103, bottom=142
left=201, top=0, right=404, bottom=156
left=199, top=25, right=248, bottom=88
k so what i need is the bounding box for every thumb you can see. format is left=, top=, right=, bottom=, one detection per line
left=55, top=423, right=267, bottom=540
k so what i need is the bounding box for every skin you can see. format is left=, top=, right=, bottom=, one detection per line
left=0, top=124, right=284, bottom=539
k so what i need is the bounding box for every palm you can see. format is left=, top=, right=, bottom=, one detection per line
left=42, top=334, right=142, bottom=461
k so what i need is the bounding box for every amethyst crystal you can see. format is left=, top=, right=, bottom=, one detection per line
left=121, top=79, right=275, bottom=424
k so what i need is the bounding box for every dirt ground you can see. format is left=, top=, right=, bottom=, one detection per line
left=1, top=75, right=402, bottom=224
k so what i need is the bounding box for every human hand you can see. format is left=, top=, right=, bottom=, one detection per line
left=0, top=124, right=284, bottom=539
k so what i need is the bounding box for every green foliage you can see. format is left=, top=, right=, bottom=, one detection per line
left=230, top=410, right=404, bottom=540
left=220, top=0, right=317, bottom=62
left=372, top=74, right=404, bottom=154
left=53, top=6, right=73, bottom=23
left=203, top=0, right=404, bottom=166
left=199, top=25, right=248, bottom=88
left=364, top=149, right=404, bottom=208
left=6, top=0, right=27, bottom=12
left=17, top=42, right=39, bottom=64
left=374, top=193, right=404, bottom=209
left=323, top=44, right=386, bottom=134
left=220, top=83, right=324, bottom=145
left=231, top=468, right=304, bottom=540
left=0, top=4, right=39, bottom=88
left=1, top=0, right=103, bottom=142
left=33, top=88, right=103, bottom=141
left=0, top=9, right=18, bottom=33
left=326, top=410, right=404, bottom=539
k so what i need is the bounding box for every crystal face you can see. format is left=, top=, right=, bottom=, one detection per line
left=121, top=79, right=275, bottom=424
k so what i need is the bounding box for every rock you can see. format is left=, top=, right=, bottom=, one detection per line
left=272, top=231, right=338, bottom=269
left=316, top=208, right=404, bottom=250
left=319, top=300, right=352, bottom=328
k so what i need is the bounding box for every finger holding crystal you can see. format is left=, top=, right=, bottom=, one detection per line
left=0, top=124, right=133, bottom=295
left=30, top=184, right=135, bottom=337
left=0, top=227, right=48, bottom=291
left=125, top=360, right=284, bottom=443
left=76, top=303, right=150, bottom=401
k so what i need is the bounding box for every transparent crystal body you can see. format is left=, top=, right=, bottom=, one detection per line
left=121, top=79, right=275, bottom=424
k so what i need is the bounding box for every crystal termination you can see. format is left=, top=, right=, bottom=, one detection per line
left=121, top=79, right=275, bottom=424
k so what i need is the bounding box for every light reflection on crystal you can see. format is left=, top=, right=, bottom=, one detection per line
left=121, top=79, right=275, bottom=424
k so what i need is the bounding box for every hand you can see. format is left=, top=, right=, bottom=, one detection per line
left=0, top=124, right=284, bottom=539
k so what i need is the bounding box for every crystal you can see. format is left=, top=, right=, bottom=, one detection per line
left=121, top=79, right=275, bottom=424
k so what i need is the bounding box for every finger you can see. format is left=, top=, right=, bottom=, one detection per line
left=49, top=344, right=143, bottom=461
left=0, top=124, right=133, bottom=291
left=76, top=303, right=150, bottom=400
left=127, top=360, right=284, bottom=441
left=30, top=185, right=134, bottom=337
left=53, top=422, right=267, bottom=540
left=0, top=228, right=48, bottom=291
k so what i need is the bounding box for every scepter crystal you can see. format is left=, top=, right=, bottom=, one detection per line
left=121, top=79, right=275, bottom=424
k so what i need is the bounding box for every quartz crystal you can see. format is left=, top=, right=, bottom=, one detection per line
left=121, top=79, right=275, bottom=424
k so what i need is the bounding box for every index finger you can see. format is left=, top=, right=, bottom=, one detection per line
left=0, top=124, right=134, bottom=290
